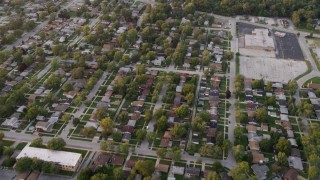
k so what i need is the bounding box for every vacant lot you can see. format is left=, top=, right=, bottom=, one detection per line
left=240, top=56, right=307, bottom=83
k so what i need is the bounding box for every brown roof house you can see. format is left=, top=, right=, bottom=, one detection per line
left=91, top=153, right=111, bottom=171
left=252, top=151, right=265, bottom=164
left=284, top=168, right=298, bottom=180
left=110, top=155, right=125, bottom=166
left=156, top=164, right=169, bottom=173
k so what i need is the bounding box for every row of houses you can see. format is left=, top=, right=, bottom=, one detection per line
left=91, top=153, right=231, bottom=179
left=244, top=80, right=304, bottom=179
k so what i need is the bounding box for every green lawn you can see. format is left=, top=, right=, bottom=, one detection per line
left=2, top=140, right=14, bottom=147
left=303, top=76, right=320, bottom=87
left=16, top=142, right=28, bottom=150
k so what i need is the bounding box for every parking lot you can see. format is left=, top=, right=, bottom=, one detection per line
left=272, top=30, right=304, bottom=60
left=237, top=22, right=304, bottom=60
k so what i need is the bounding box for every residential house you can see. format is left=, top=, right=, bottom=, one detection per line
left=185, top=167, right=200, bottom=178
left=156, top=164, right=169, bottom=173
left=251, top=164, right=269, bottom=180
left=252, top=151, right=265, bottom=164
left=288, top=156, right=303, bottom=171
left=283, top=169, right=298, bottom=180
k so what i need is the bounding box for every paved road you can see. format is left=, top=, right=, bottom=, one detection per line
left=4, top=130, right=236, bottom=169
left=148, top=67, right=203, bottom=75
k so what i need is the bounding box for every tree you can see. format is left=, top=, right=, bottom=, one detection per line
left=156, top=148, right=167, bottom=158
left=154, top=108, right=164, bottom=120
left=61, top=114, right=71, bottom=122
left=3, top=147, right=14, bottom=157
left=133, top=160, right=155, bottom=177
left=63, top=82, right=73, bottom=92
left=119, top=143, right=129, bottom=154
left=0, top=131, right=4, bottom=140
left=2, top=157, right=16, bottom=167
left=127, top=29, right=138, bottom=44
left=144, top=110, right=152, bottom=122
left=112, top=131, right=122, bottom=142
left=146, top=132, right=156, bottom=143
left=276, top=139, right=291, bottom=155
left=297, top=101, right=314, bottom=118
left=45, top=74, right=61, bottom=90
left=171, top=124, right=187, bottom=138
left=223, top=139, right=232, bottom=152
left=230, top=161, right=250, bottom=180
left=135, top=129, right=147, bottom=142
left=156, top=116, right=168, bottom=132
left=73, top=118, right=80, bottom=126
left=287, top=80, right=298, bottom=95
left=277, top=152, right=288, bottom=166
left=47, top=137, right=66, bottom=150
left=77, top=168, right=93, bottom=180
left=30, top=138, right=43, bottom=147
left=82, top=126, right=96, bottom=138
left=90, top=173, right=108, bottom=180
left=170, top=149, right=181, bottom=162
left=100, top=117, right=113, bottom=135
left=182, top=83, right=195, bottom=95
left=175, top=105, right=190, bottom=118
left=255, top=108, right=267, bottom=123
left=259, top=139, right=272, bottom=152
left=113, top=167, right=123, bottom=180
left=226, top=89, right=231, bottom=99
left=232, top=145, right=246, bottom=162
left=308, top=166, right=319, bottom=180
left=15, top=157, right=32, bottom=173
left=186, top=93, right=194, bottom=105
left=117, top=111, right=129, bottom=124
left=206, top=171, right=220, bottom=180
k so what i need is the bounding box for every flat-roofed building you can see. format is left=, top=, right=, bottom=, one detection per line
left=16, top=144, right=82, bottom=172
left=245, top=29, right=275, bottom=51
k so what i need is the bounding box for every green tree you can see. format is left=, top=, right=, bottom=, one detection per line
left=119, top=143, right=129, bottom=154
left=146, top=132, right=156, bottom=144
left=133, top=160, right=155, bottom=177
left=0, top=131, right=4, bottom=140
left=77, top=168, right=93, bottom=180
left=206, top=171, right=220, bottom=180
left=255, top=108, right=267, bottom=123
left=156, top=148, right=167, bottom=158
left=73, top=118, right=80, bottom=126
left=30, top=138, right=43, bottom=147
left=47, top=137, right=66, bottom=150
left=175, top=105, right=190, bottom=118
left=171, top=124, right=187, bottom=138
left=308, top=166, right=319, bottom=180
left=186, top=93, right=194, bottom=105
left=112, top=131, right=122, bottom=142
left=230, top=161, right=250, bottom=180
left=276, top=139, right=291, bottom=155
left=135, top=129, right=147, bottom=142
left=113, top=167, right=123, bottom=180
left=15, top=157, right=32, bottom=173
left=3, top=147, right=14, bottom=157
left=100, top=117, right=113, bottom=135
left=277, top=152, right=288, bottom=166
left=232, top=145, right=246, bottom=162
left=144, top=110, right=152, bottom=122
left=156, top=116, right=168, bottom=132
left=117, top=111, right=129, bottom=124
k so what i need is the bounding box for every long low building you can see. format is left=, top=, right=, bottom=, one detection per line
left=16, top=144, right=82, bottom=172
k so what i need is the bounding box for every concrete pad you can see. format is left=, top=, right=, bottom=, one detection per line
left=240, top=56, right=307, bottom=83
